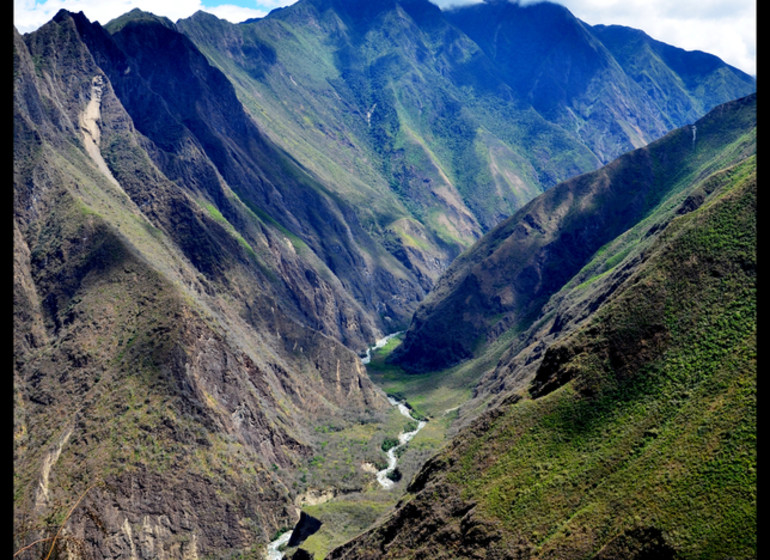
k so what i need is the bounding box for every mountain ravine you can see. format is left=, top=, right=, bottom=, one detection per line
left=14, top=1, right=755, bottom=559
left=329, top=94, right=756, bottom=560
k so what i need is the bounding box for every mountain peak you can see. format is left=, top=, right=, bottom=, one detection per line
left=103, top=8, right=176, bottom=33
left=14, top=3, right=756, bottom=558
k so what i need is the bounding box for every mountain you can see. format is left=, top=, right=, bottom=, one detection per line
left=13, top=0, right=755, bottom=557
left=13, top=11, right=404, bottom=558
left=591, top=23, right=754, bottom=121
left=391, top=94, right=756, bottom=373
left=175, top=0, right=753, bottom=282
left=445, top=1, right=754, bottom=161
left=329, top=94, right=756, bottom=560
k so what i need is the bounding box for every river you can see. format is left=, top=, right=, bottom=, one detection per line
left=361, top=331, right=402, bottom=365
left=265, top=334, right=423, bottom=558
left=266, top=530, right=291, bottom=560
left=364, top=334, right=427, bottom=487
left=376, top=396, right=427, bottom=489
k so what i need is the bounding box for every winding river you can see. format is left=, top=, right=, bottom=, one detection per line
left=376, top=396, right=427, bottom=489
left=265, top=334, right=424, bottom=557
left=363, top=333, right=428, bottom=488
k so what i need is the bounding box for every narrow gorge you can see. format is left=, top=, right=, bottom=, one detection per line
left=13, top=2, right=755, bottom=559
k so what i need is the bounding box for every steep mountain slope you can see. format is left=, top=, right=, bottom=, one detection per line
left=444, top=0, right=666, bottom=161
left=175, top=0, right=552, bottom=282
left=328, top=96, right=756, bottom=560
left=84, top=9, right=425, bottom=335
left=13, top=1, right=756, bottom=558
left=176, top=0, right=753, bottom=284
left=592, top=23, right=754, bottom=123
left=392, top=94, right=756, bottom=373
left=445, top=1, right=754, bottom=163
left=13, top=12, right=401, bottom=559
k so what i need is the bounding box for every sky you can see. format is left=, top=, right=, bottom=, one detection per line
left=13, top=0, right=756, bottom=76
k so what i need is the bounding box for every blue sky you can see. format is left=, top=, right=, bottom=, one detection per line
left=14, top=0, right=756, bottom=76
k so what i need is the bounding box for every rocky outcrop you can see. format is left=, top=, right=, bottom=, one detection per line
left=13, top=12, right=392, bottom=559
left=71, top=8, right=424, bottom=343
left=288, top=512, right=323, bottom=547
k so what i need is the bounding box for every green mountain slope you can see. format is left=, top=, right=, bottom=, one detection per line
left=176, top=0, right=753, bottom=284
left=446, top=1, right=754, bottom=162
left=592, top=23, right=755, bottom=122
left=392, top=94, right=756, bottom=373
left=328, top=97, right=756, bottom=560
left=86, top=8, right=425, bottom=334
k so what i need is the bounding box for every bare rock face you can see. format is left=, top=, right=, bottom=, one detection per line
left=13, top=12, right=392, bottom=559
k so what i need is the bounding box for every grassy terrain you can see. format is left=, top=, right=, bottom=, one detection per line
left=280, top=331, right=497, bottom=558
left=318, top=102, right=755, bottom=560
left=290, top=495, right=398, bottom=558
left=445, top=160, right=756, bottom=558
left=366, top=334, right=477, bottom=428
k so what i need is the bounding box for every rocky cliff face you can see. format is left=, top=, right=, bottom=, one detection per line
left=13, top=13, right=392, bottom=558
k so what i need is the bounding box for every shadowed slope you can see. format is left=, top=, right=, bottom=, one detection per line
left=14, top=14, right=395, bottom=558
left=391, top=94, right=756, bottom=373
left=328, top=97, right=756, bottom=560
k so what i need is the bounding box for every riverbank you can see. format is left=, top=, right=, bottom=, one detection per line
left=375, top=397, right=427, bottom=489
left=266, top=531, right=291, bottom=560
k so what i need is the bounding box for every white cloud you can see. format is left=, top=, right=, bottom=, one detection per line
left=204, top=4, right=266, bottom=22
left=14, top=0, right=755, bottom=75
left=431, top=0, right=483, bottom=8
left=254, top=0, right=295, bottom=8
left=556, top=0, right=756, bottom=75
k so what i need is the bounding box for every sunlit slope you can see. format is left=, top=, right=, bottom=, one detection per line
left=328, top=105, right=756, bottom=560
left=392, top=94, right=756, bottom=373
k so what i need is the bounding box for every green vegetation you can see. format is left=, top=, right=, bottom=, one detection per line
left=290, top=497, right=396, bottom=559
left=322, top=97, right=755, bottom=560
left=392, top=94, right=756, bottom=373
left=367, top=333, right=474, bottom=420
left=380, top=437, right=399, bottom=453
left=444, top=162, right=755, bottom=558
left=386, top=468, right=402, bottom=482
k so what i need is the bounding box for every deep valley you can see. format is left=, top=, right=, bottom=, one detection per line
left=13, top=1, right=755, bottom=558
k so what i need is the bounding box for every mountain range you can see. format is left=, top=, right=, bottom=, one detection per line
left=13, top=0, right=755, bottom=558
left=331, top=92, right=755, bottom=560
